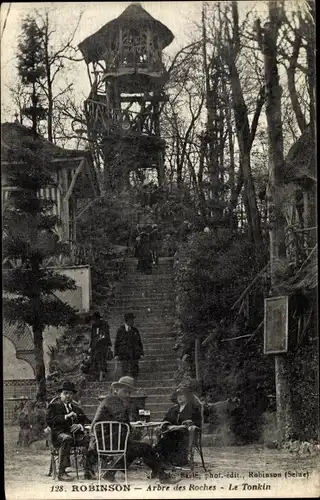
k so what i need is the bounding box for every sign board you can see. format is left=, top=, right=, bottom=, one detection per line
left=264, top=295, right=289, bottom=354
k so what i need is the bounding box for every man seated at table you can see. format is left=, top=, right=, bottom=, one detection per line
left=89, top=376, right=177, bottom=484
left=153, top=385, right=202, bottom=466
left=46, top=381, right=95, bottom=481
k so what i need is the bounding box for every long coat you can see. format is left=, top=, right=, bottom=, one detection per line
left=90, top=320, right=111, bottom=350
left=163, top=402, right=202, bottom=428
left=46, top=400, right=91, bottom=447
left=89, top=394, right=131, bottom=451
left=154, top=402, right=202, bottom=466
left=114, top=325, right=144, bottom=360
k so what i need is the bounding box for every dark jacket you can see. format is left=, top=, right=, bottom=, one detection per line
left=90, top=320, right=111, bottom=350
left=114, top=325, right=144, bottom=360
left=163, top=402, right=202, bottom=429
left=46, top=399, right=91, bottom=447
left=89, top=394, right=131, bottom=450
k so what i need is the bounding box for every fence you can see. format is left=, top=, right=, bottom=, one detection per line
left=4, top=379, right=37, bottom=424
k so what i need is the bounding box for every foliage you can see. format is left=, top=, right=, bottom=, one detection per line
left=46, top=323, right=90, bottom=399
left=175, top=229, right=272, bottom=442
left=290, top=313, right=318, bottom=440
left=176, top=230, right=266, bottom=339
left=3, top=135, right=77, bottom=401
left=17, top=17, right=47, bottom=132
left=14, top=9, right=83, bottom=145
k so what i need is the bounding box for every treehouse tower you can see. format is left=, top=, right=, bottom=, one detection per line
left=78, top=3, right=174, bottom=190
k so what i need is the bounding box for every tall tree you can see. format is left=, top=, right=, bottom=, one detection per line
left=17, top=16, right=47, bottom=135
left=16, top=9, right=83, bottom=144
left=258, top=0, right=294, bottom=442
left=3, top=136, right=77, bottom=401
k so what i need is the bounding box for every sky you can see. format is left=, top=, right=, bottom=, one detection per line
left=0, top=1, right=203, bottom=121
left=0, top=1, right=305, bottom=124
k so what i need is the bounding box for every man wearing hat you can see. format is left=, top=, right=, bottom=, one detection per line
left=90, top=311, right=113, bottom=381
left=114, top=313, right=144, bottom=381
left=46, top=381, right=94, bottom=481
left=89, top=376, right=177, bottom=484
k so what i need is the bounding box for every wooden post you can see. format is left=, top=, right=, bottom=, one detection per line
left=260, top=1, right=294, bottom=442
left=61, top=168, right=69, bottom=242
left=195, top=337, right=200, bottom=382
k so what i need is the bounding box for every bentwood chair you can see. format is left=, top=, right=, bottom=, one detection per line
left=93, top=421, right=130, bottom=484
left=162, top=398, right=206, bottom=473
left=188, top=400, right=206, bottom=471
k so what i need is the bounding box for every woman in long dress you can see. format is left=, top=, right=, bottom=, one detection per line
left=135, top=231, right=153, bottom=274
left=153, top=386, right=202, bottom=466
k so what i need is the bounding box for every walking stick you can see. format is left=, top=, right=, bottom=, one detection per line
left=71, top=415, right=79, bottom=479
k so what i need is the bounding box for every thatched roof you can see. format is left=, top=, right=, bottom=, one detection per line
left=78, top=3, right=174, bottom=64
left=1, top=122, right=84, bottom=164
left=1, top=122, right=100, bottom=197
left=279, top=246, right=318, bottom=294
left=283, top=126, right=316, bottom=188
left=292, top=260, right=318, bottom=291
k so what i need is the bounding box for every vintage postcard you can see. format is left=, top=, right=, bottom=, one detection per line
left=2, top=1, right=318, bottom=499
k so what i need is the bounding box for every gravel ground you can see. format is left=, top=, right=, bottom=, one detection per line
left=4, top=426, right=319, bottom=500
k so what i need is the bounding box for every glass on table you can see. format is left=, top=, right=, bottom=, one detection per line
left=138, top=409, right=146, bottom=423
left=144, top=410, right=151, bottom=423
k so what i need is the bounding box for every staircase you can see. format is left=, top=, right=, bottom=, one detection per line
left=80, top=257, right=178, bottom=421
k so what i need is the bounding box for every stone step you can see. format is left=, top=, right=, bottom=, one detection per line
left=126, top=264, right=173, bottom=270
left=82, top=405, right=167, bottom=422
left=122, top=283, right=173, bottom=288
left=139, top=361, right=177, bottom=370
left=144, top=347, right=176, bottom=355
left=109, top=306, right=174, bottom=313
left=140, top=338, right=176, bottom=345
left=108, top=323, right=176, bottom=331
left=146, top=394, right=173, bottom=404
left=108, top=336, right=177, bottom=344
left=80, top=373, right=176, bottom=387
left=83, top=385, right=175, bottom=396
left=118, top=291, right=174, bottom=297
left=125, top=268, right=174, bottom=276
left=113, top=299, right=174, bottom=306
left=82, top=394, right=173, bottom=406
left=119, top=285, right=174, bottom=291
left=108, top=315, right=176, bottom=322
left=145, top=402, right=173, bottom=412
left=126, top=258, right=173, bottom=265
left=122, top=289, right=173, bottom=294
left=138, top=377, right=176, bottom=387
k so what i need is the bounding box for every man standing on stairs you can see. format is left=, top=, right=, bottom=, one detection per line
left=90, top=311, right=112, bottom=381
left=114, top=313, right=144, bottom=381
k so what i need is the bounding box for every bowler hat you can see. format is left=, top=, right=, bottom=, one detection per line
left=60, top=381, right=77, bottom=393
left=124, top=312, right=135, bottom=321
left=111, top=376, right=135, bottom=393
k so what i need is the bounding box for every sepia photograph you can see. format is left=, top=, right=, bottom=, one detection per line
left=1, top=1, right=318, bottom=499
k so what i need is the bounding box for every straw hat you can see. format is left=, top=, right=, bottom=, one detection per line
left=111, top=376, right=135, bottom=392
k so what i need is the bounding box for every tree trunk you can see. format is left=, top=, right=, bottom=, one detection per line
left=261, top=1, right=294, bottom=443
left=228, top=62, right=262, bottom=245
left=227, top=3, right=262, bottom=245
left=33, top=324, right=47, bottom=402
left=44, top=16, right=53, bottom=142
left=31, top=83, right=38, bottom=136
left=287, top=31, right=307, bottom=134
